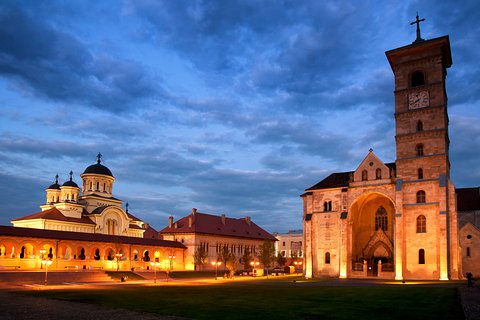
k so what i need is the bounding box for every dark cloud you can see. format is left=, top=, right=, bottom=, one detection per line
left=0, top=4, right=159, bottom=112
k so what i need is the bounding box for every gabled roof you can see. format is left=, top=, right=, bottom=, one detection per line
left=160, top=212, right=276, bottom=241
left=456, top=187, right=480, bottom=211
left=12, top=207, right=95, bottom=225
left=306, top=163, right=396, bottom=191
left=0, top=225, right=185, bottom=248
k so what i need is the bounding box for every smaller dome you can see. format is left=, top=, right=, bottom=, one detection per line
left=83, top=152, right=113, bottom=177
left=62, top=171, right=79, bottom=188
left=47, top=175, right=61, bottom=190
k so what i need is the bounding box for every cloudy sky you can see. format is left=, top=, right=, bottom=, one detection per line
left=0, top=1, right=479, bottom=233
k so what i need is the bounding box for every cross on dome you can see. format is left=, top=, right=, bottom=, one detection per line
left=96, top=152, right=102, bottom=164
left=69, top=170, right=73, bottom=181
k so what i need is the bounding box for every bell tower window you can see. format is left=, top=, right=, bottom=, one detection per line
left=411, top=71, right=425, bottom=87
left=416, top=144, right=424, bottom=156
left=417, top=120, right=423, bottom=131
left=418, top=168, right=424, bottom=179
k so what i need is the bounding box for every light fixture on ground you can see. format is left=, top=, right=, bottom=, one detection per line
left=211, top=261, right=221, bottom=280
left=294, top=261, right=303, bottom=275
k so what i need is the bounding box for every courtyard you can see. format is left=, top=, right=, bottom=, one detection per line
left=0, top=273, right=476, bottom=320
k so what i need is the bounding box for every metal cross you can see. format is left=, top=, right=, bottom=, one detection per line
left=410, top=13, right=425, bottom=43
left=96, top=152, right=102, bottom=164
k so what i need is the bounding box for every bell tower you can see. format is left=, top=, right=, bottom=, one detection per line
left=385, top=16, right=460, bottom=280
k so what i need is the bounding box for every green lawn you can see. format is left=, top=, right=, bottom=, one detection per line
left=23, top=281, right=464, bottom=320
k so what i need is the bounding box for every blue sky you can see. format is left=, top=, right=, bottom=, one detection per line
left=0, top=1, right=479, bottom=233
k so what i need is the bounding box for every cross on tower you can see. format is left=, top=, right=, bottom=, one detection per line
left=96, top=152, right=102, bottom=164
left=410, top=13, right=425, bottom=43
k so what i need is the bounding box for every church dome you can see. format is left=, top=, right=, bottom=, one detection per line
left=83, top=153, right=113, bottom=177
left=47, top=175, right=61, bottom=190
left=62, top=171, right=79, bottom=188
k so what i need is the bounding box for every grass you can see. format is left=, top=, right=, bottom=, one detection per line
left=23, top=280, right=464, bottom=320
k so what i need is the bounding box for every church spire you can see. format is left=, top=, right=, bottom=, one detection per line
left=410, top=13, right=426, bottom=43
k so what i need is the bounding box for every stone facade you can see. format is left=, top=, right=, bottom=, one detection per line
left=302, top=36, right=463, bottom=280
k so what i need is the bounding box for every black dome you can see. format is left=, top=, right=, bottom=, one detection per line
left=83, top=163, right=113, bottom=177
left=62, top=180, right=79, bottom=188
left=47, top=183, right=61, bottom=190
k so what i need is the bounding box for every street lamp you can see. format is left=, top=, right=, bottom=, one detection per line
left=150, top=261, right=161, bottom=283
left=211, top=261, right=222, bottom=280
left=250, top=261, right=260, bottom=276
left=115, top=253, right=123, bottom=271
left=166, top=255, right=175, bottom=282
left=41, top=259, right=53, bottom=285
left=39, top=248, right=46, bottom=269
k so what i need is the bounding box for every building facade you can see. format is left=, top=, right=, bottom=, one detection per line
left=302, top=34, right=462, bottom=280
left=160, top=208, right=276, bottom=270
left=457, top=187, right=480, bottom=277
left=274, top=230, right=303, bottom=263
left=0, top=154, right=186, bottom=271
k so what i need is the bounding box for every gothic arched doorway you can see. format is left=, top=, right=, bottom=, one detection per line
left=349, top=192, right=395, bottom=277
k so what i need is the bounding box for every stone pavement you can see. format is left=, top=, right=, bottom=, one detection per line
left=458, top=284, right=480, bottom=320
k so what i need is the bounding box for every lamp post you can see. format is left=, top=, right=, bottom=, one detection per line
left=250, top=261, right=260, bottom=276
left=150, top=261, right=161, bottom=283
left=39, top=248, right=46, bottom=269
left=115, top=253, right=123, bottom=271
left=166, top=255, right=175, bottom=282
left=211, top=261, right=221, bottom=280
left=41, top=259, right=53, bottom=285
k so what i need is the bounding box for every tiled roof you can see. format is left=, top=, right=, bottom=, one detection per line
left=306, top=163, right=396, bottom=191
left=0, top=225, right=185, bottom=248
left=457, top=187, right=480, bottom=211
left=143, top=225, right=160, bottom=239
left=160, top=212, right=276, bottom=241
left=11, top=207, right=96, bottom=225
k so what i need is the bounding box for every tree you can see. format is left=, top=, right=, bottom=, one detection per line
left=276, top=252, right=287, bottom=268
left=193, top=245, right=208, bottom=271
left=218, top=246, right=236, bottom=278
left=225, top=252, right=238, bottom=278
left=258, top=240, right=275, bottom=278
left=240, top=249, right=252, bottom=270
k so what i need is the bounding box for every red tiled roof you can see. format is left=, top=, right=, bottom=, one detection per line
left=159, top=212, right=276, bottom=241
left=457, top=187, right=480, bottom=211
left=11, top=207, right=96, bottom=225
left=143, top=225, right=160, bottom=239
left=0, top=225, right=185, bottom=248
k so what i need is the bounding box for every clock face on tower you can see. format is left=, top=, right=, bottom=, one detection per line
left=408, top=90, right=429, bottom=109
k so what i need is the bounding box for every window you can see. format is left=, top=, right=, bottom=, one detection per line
left=417, top=120, right=423, bottom=131
left=416, top=215, right=426, bottom=233
left=376, top=168, right=382, bottom=180
left=362, top=170, right=368, bottom=181
left=418, top=249, right=425, bottom=264
left=416, top=190, right=426, bottom=203
left=323, top=201, right=332, bottom=212
left=375, top=206, right=388, bottom=231
left=411, top=71, right=425, bottom=87
left=325, top=252, right=331, bottom=264
left=282, top=241, right=285, bottom=247
left=466, top=247, right=470, bottom=257
left=416, top=144, right=424, bottom=156
left=418, top=168, right=424, bottom=179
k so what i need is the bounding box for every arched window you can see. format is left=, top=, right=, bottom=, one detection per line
left=376, top=168, right=382, bottom=180
left=325, top=252, right=331, bottom=264
left=362, top=170, right=368, bottom=181
left=375, top=206, right=388, bottom=231
left=467, top=247, right=471, bottom=257
left=416, top=144, right=424, bottom=156
left=94, top=248, right=100, bottom=260
left=411, top=71, right=425, bottom=87
left=96, top=182, right=100, bottom=191
left=416, top=215, right=426, bottom=233
left=417, top=120, right=423, bottom=131
left=416, top=190, right=426, bottom=203
left=418, top=249, right=425, bottom=264
left=418, top=168, right=424, bottom=179
left=323, top=201, right=332, bottom=212
left=143, top=250, right=150, bottom=262
left=89, top=181, right=93, bottom=190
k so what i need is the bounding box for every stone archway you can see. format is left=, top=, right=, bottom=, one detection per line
left=349, top=192, right=396, bottom=277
